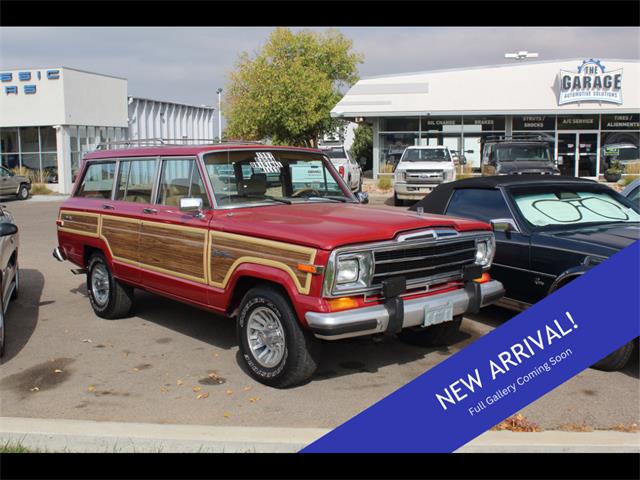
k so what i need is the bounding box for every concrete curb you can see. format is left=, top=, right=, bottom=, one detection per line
left=1, top=417, right=639, bottom=453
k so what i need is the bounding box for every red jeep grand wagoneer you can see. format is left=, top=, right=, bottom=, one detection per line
left=54, top=142, right=504, bottom=387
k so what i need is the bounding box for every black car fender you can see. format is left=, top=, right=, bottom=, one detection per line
left=548, top=266, right=589, bottom=295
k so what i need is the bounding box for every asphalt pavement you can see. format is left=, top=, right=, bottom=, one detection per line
left=0, top=197, right=638, bottom=431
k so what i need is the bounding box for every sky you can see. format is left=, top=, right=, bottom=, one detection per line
left=1, top=27, right=638, bottom=112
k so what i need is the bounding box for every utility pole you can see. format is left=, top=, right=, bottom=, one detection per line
left=216, top=88, right=223, bottom=142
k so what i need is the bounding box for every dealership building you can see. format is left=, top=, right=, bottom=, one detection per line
left=331, top=58, right=640, bottom=179
left=0, top=67, right=216, bottom=193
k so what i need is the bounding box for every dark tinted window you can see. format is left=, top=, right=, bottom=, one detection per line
left=446, top=188, right=512, bottom=222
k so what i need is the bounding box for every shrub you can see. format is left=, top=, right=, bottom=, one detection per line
left=620, top=175, right=639, bottom=187
left=377, top=176, right=392, bottom=190
left=623, top=162, right=640, bottom=175
left=30, top=183, right=54, bottom=195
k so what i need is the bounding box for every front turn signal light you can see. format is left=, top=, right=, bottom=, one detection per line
left=327, top=297, right=359, bottom=312
left=473, top=272, right=491, bottom=284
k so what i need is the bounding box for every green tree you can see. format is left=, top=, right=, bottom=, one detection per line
left=349, top=123, right=373, bottom=171
left=224, top=28, right=363, bottom=147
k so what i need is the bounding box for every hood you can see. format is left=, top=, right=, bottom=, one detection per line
left=215, top=203, right=490, bottom=250
left=538, top=223, right=640, bottom=256
left=397, top=161, right=454, bottom=171
left=496, top=161, right=558, bottom=174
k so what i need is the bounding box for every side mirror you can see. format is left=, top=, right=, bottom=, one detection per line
left=356, top=192, right=369, bottom=204
left=179, top=197, right=204, bottom=217
left=0, top=223, right=18, bottom=237
left=490, top=218, right=517, bottom=233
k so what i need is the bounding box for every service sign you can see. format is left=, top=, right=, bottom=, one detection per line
left=558, top=59, right=623, bottom=105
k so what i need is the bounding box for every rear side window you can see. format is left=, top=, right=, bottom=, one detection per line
left=76, top=162, right=116, bottom=199
left=446, top=188, right=512, bottom=222
left=157, top=158, right=210, bottom=209
left=115, top=158, right=158, bottom=203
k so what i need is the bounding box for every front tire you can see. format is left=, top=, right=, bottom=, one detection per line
left=393, top=193, right=404, bottom=207
left=398, top=316, right=462, bottom=347
left=86, top=253, right=134, bottom=319
left=17, top=184, right=29, bottom=201
left=592, top=341, right=635, bottom=371
left=237, top=286, right=320, bottom=388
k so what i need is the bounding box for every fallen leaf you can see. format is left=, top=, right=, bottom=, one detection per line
left=53, top=369, right=63, bottom=374
left=160, top=387, right=169, bottom=393
left=242, top=386, right=252, bottom=392
left=248, top=396, right=260, bottom=403
left=87, top=385, right=95, bottom=392
left=176, top=379, right=183, bottom=386
left=82, top=338, right=93, bottom=343
left=192, top=386, right=202, bottom=392
left=225, top=389, right=233, bottom=395
left=223, top=412, right=231, bottom=418
left=30, top=387, right=40, bottom=392
left=196, top=393, right=209, bottom=400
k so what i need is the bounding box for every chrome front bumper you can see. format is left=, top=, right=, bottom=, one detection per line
left=305, top=280, right=504, bottom=340
left=395, top=182, right=440, bottom=200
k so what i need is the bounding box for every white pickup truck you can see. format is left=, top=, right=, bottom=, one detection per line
left=320, top=145, right=363, bottom=193
left=393, top=146, right=456, bottom=206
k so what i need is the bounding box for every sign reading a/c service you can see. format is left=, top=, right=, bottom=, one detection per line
left=558, top=59, right=623, bottom=105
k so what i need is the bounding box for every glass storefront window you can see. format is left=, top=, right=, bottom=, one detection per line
left=40, top=127, right=57, bottom=151
left=601, top=114, right=640, bottom=131
left=600, top=131, right=640, bottom=175
left=20, top=127, right=40, bottom=152
left=379, top=133, right=418, bottom=173
left=1, top=129, right=19, bottom=155
left=463, top=116, right=505, bottom=131
left=421, top=116, right=462, bottom=132
left=41, top=153, right=58, bottom=183
left=380, top=117, right=419, bottom=132
left=513, top=116, right=556, bottom=131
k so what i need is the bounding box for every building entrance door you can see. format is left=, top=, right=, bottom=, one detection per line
left=556, top=132, right=600, bottom=177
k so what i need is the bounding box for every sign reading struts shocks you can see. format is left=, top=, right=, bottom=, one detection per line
left=558, top=59, right=623, bottom=105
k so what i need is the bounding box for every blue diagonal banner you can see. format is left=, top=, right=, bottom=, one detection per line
left=302, top=241, right=640, bottom=453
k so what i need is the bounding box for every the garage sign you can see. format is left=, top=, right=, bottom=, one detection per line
left=558, top=59, right=623, bottom=105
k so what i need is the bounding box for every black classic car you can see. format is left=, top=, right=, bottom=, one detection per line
left=411, top=175, right=639, bottom=371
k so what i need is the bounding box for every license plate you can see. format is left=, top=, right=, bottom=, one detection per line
left=423, top=302, right=453, bottom=327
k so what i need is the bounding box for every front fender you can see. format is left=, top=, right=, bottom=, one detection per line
left=548, top=265, right=590, bottom=294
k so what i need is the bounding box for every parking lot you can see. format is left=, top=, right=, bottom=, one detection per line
left=0, top=197, right=638, bottom=431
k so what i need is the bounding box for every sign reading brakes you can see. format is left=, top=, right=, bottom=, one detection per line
left=558, top=59, right=622, bottom=105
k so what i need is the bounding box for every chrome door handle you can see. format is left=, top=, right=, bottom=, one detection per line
left=142, top=208, right=157, bottom=215
left=102, top=204, right=115, bottom=210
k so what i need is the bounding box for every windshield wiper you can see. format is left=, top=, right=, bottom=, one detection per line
left=243, top=194, right=292, bottom=205
left=305, top=196, right=348, bottom=203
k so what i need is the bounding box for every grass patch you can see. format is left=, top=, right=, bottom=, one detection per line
left=0, top=442, right=38, bottom=453
left=376, top=176, right=392, bottom=191
left=30, top=183, right=54, bottom=195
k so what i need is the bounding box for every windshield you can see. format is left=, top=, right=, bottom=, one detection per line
left=401, top=149, right=450, bottom=162
left=203, top=150, right=353, bottom=207
left=324, top=149, right=347, bottom=159
left=512, top=187, right=640, bottom=230
left=496, top=145, right=551, bottom=162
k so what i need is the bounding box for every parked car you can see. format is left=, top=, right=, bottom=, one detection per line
left=0, top=166, right=31, bottom=200
left=0, top=206, right=20, bottom=357
left=621, top=177, right=640, bottom=207
left=54, top=143, right=504, bottom=388
left=393, top=146, right=456, bottom=206
left=411, top=175, right=639, bottom=371
left=481, top=135, right=559, bottom=176
left=319, top=145, right=363, bottom=193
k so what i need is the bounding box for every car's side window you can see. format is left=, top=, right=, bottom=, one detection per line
left=629, top=186, right=640, bottom=205
left=157, top=158, right=211, bottom=209
left=115, top=158, right=157, bottom=204
left=0, top=167, right=10, bottom=177
left=446, top=188, right=512, bottom=223
left=75, top=162, right=116, bottom=199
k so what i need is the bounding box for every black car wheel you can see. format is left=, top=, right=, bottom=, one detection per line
left=393, top=193, right=404, bottom=207
left=592, top=341, right=635, bottom=371
left=398, top=316, right=462, bottom=347
left=86, top=253, right=134, bottom=319
left=17, top=185, right=29, bottom=201
left=237, top=286, right=320, bottom=388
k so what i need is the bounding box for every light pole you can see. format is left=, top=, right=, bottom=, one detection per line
left=216, top=88, right=223, bottom=142
left=504, top=51, right=539, bottom=60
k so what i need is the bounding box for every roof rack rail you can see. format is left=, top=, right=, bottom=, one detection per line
left=484, top=133, right=553, bottom=143
left=96, top=138, right=265, bottom=150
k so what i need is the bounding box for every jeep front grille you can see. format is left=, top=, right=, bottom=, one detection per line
left=372, top=239, right=476, bottom=286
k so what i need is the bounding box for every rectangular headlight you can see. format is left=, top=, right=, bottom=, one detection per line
left=475, top=236, right=495, bottom=268
left=327, top=251, right=374, bottom=295
left=395, top=171, right=405, bottom=182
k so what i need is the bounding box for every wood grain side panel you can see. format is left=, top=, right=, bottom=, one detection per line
left=209, top=232, right=316, bottom=293
left=59, top=211, right=99, bottom=237
left=100, top=216, right=140, bottom=264
left=140, top=223, right=207, bottom=281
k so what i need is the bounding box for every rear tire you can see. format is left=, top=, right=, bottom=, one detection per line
left=86, top=253, right=134, bottom=319
left=237, top=286, right=320, bottom=388
left=592, top=341, right=635, bottom=371
left=17, top=184, right=29, bottom=201
left=398, top=316, right=462, bottom=348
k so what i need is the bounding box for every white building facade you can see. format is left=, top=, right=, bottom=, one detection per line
left=0, top=67, right=215, bottom=193
left=331, top=58, right=640, bottom=179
